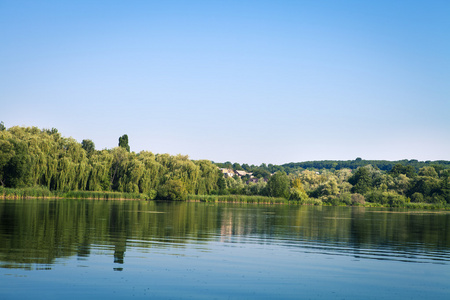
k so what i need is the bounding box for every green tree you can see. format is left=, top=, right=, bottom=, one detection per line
left=267, top=172, right=290, bottom=198
left=233, top=163, right=243, bottom=170
left=389, top=164, right=416, bottom=178
left=349, top=166, right=373, bottom=194
left=158, top=179, right=187, bottom=200
left=87, top=150, right=112, bottom=191
left=0, top=121, right=5, bottom=131
left=418, top=166, right=438, bottom=178
left=392, top=174, right=410, bottom=195
left=289, top=178, right=309, bottom=202
left=252, top=168, right=271, bottom=179
left=81, top=139, right=95, bottom=156
left=0, top=139, right=14, bottom=186
left=314, top=178, right=339, bottom=197
left=4, top=139, right=32, bottom=188
left=118, top=134, right=130, bottom=152
left=110, top=147, right=130, bottom=191
left=408, top=176, right=441, bottom=201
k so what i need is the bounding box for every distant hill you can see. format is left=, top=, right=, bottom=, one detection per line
left=281, top=159, right=450, bottom=173
left=215, top=159, right=450, bottom=175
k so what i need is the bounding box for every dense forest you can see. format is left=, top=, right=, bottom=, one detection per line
left=1, top=123, right=449, bottom=207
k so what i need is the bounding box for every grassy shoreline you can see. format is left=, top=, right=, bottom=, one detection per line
left=1, top=187, right=449, bottom=209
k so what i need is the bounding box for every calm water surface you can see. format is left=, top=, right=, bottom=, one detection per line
left=0, top=199, right=449, bottom=299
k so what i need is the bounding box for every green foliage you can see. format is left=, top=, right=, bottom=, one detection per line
left=0, top=138, right=14, bottom=186
left=250, top=168, right=269, bottom=179
left=0, top=185, right=54, bottom=198
left=365, top=191, right=410, bottom=207
left=418, top=166, right=438, bottom=178
left=349, top=166, right=373, bottom=194
left=281, top=159, right=450, bottom=173
left=267, top=172, right=290, bottom=199
left=0, top=126, right=220, bottom=199
left=118, top=134, right=130, bottom=152
left=158, top=179, right=187, bottom=200
left=409, top=176, right=441, bottom=198
left=411, top=192, right=424, bottom=203
left=81, top=139, right=95, bottom=156
left=289, top=187, right=309, bottom=202
left=351, top=193, right=365, bottom=205
left=186, top=194, right=288, bottom=204
left=289, top=178, right=309, bottom=202
left=2, top=125, right=450, bottom=208
left=389, top=164, right=416, bottom=178
left=3, top=139, right=32, bottom=188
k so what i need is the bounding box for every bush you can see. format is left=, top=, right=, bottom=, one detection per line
left=157, top=179, right=187, bottom=201
left=351, top=193, right=365, bottom=205
left=411, top=192, right=424, bottom=203
left=147, top=189, right=157, bottom=200
left=365, top=191, right=410, bottom=207
left=289, top=187, right=309, bottom=203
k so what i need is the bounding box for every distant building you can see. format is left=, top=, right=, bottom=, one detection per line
left=219, top=168, right=253, bottom=178
left=235, top=170, right=251, bottom=177
left=219, top=168, right=235, bottom=178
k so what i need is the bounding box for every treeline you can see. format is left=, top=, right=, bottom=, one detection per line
left=210, top=165, right=450, bottom=207
left=282, top=159, right=450, bottom=173
left=1, top=124, right=449, bottom=207
left=215, top=158, right=450, bottom=175
left=0, top=125, right=221, bottom=200
left=214, top=160, right=450, bottom=207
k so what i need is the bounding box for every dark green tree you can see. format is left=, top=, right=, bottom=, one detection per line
left=408, top=176, right=441, bottom=199
left=4, top=140, right=32, bottom=188
left=0, top=121, right=5, bottom=131
left=217, top=174, right=226, bottom=191
left=0, top=139, right=14, bottom=186
left=233, top=163, right=243, bottom=170
left=389, top=164, right=416, bottom=178
left=267, top=171, right=290, bottom=198
left=118, top=134, right=130, bottom=152
left=252, top=168, right=271, bottom=179
left=81, top=139, right=95, bottom=156
left=349, top=167, right=373, bottom=194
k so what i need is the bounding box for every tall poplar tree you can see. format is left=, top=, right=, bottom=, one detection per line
left=118, top=134, right=130, bottom=152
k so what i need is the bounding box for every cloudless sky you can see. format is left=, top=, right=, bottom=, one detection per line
left=1, top=0, right=449, bottom=165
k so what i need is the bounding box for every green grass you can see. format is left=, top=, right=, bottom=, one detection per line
left=1, top=187, right=448, bottom=209
left=0, top=186, right=55, bottom=198
left=62, top=190, right=149, bottom=200
left=0, top=187, right=148, bottom=200
left=186, top=194, right=311, bottom=204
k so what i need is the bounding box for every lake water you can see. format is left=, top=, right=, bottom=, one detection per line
left=0, top=199, right=449, bottom=299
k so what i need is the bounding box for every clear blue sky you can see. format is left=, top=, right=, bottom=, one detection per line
left=1, top=0, right=449, bottom=165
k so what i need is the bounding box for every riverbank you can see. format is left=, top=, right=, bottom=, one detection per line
left=0, top=187, right=149, bottom=201
left=2, top=187, right=449, bottom=209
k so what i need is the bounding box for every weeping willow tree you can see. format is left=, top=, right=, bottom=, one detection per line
left=195, top=160, right=221, bottom=195
left=0, top=125, right=221, bottom=197
left=86, top=150, right=112, bottom=191
left=136, top=151, right=161, bottom=193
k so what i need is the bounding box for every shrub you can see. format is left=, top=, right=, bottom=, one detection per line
left=365, top=191, right=410, bottom=207
left=351, top=193, right=365, bottom=205
left=157, top=179, right=187, bottom=201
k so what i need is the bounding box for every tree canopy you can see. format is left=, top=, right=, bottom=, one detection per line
left=1, top=125, right=449, bottom=206
left=118, top=134, right=130, bottom=152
